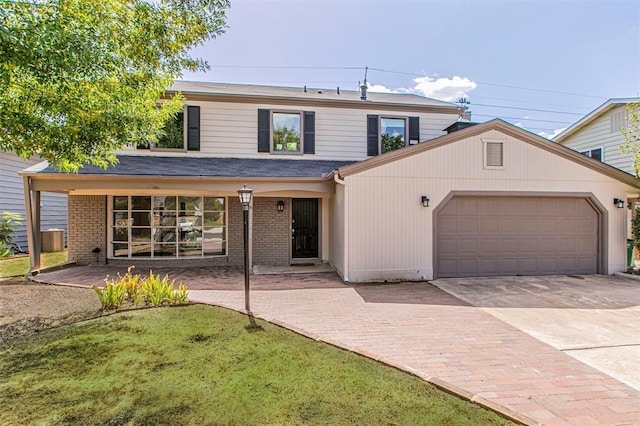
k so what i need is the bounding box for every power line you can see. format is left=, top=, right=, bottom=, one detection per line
left=471, top=103, right=584, bottom=116
left=469, top=95, right=590, bottom=111
left=472, top=114, right=573, bottom=125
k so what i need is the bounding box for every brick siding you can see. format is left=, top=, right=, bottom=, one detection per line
left=252, top=197, right=290, bottom=265
left=68, top=195, right=107, bottom=264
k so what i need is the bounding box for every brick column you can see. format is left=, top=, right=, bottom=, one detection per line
left=68, top=195, right=107, bottom=264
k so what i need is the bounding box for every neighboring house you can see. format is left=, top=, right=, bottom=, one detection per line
left=20, top=82, right=639, bottom=280
left=0, top=152, right=67, bottom=250
left=554, top=98, right=640, bottom=175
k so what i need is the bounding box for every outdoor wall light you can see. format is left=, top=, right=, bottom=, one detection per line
left=613, top=198, right=625, bottom=209
left=421, top=196, right=430, bottom=208
left=277, top=200, right=285, bottom=212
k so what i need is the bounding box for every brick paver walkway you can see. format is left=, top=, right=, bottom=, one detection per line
left=35, top=266, right=640, bottom=425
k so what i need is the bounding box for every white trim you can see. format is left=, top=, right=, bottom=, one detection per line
left=482, top=138, right=506, bottom=170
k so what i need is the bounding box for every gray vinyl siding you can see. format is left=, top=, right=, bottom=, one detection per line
left=120, top=100, right=460, bottom=161
left=559, top=106, right=633, bottom=175
left=0, top=152, right=67, bottom=249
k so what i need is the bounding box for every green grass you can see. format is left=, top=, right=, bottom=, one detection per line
left=0, top=305, right=513, bottom=425
left=0, top=251, right=68, bottom=277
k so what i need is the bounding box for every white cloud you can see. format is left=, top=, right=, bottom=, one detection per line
left=514, top=122, right=524, bottom=128
left=365, top=75, right=477, bottom=102
left=538, top=127, right=567, bottom=140
left=410, top=76, right=477, bottom=102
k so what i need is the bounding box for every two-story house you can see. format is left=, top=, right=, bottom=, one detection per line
left=21, top=82, right=640, bottom=281
left=554, top=98, right=639, bottom=175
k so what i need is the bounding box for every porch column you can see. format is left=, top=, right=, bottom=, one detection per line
left=22, top=177, right=41, bottom=273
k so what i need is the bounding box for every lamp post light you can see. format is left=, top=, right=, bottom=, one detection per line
left=237, top=184, right=254, bottom=313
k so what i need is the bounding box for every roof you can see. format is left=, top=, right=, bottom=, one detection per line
left=33, top=156, right=354, bottom=179
left=168, top=81, right=459, bottom=113
left=554, top=98, right=639, bottom=143
left=336, top=119, right=640, bottom=188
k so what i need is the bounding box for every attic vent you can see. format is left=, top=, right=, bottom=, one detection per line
left=610, top=109, right=625, bottom=133
left=485, top=142, right=504, bottom=167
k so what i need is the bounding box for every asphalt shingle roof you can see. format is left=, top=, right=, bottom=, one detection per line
left=40, top=155, right=354, bottom=178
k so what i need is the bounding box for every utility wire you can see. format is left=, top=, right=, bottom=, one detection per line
left=471, top=103, right=584, bottom=116
left=472, top=114, right=572, bottom=125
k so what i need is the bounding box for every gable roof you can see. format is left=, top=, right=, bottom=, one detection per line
left=27, top=156, right=354, bottom=179
left=168, top=81, right=460, bottom=114
left=335, top=119, right=640, bottom=188
left=554, top=98, right=639, bottom=143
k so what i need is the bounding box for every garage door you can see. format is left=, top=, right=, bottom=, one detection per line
left=436, top=196, right=599, bottom=278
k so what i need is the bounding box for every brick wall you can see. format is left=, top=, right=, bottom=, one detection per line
left=252, top=197, right=290, bottom=265
left=68, top=195, right=107, bottom=264
left=227, top=197, right=244, bottom=266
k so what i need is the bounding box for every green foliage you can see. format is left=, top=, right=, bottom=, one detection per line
left=92, top=267, right=188, bottom=309
left=381, top=134, right=405, bottom=154
left=619, top=103, right=640, bottom=176
left=0, top=0, right=230, bottom=172
left=632, top=207, right=640, bottom=252
left=0, top=212, right=22, bottom=259
left=273, top=126, right=300, bottom=151
left=0, top=251, right=67, bottom=278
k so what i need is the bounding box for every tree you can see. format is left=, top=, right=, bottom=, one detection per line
left=0, top=0, right=229, bottom=172
left=381, top=134, right=405, bottom=154
left=620, top=102, right=640, bottom=176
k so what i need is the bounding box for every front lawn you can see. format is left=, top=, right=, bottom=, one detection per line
left=0, top=305, right=513, bottom=425
left=0, top=251, right=67, bottom=277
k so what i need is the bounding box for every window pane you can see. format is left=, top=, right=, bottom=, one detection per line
left=131, top=196, right=151, bottom=210
left=131, top=228, right=151, bottom=242
left=112, top=243, right=128, bottom=257
left=113, top=212, right=129, bottom=227
left=131, top=212, right=151, bottom=227
left=131, top=244, right=152, bottom=257
left=273, top=112, right=301, bottom=152
left=204, top=197, right=225, bottom=211
left=154, top=243, right=176, bottom=257
left=112, top=227, right=128, bottom=242
left=113, top=196, right=128, bottom=210
left=591, top=148, right=602, bottom=162
left=179, top=226, right=202, bottom=242
left=179, top=196, right=202, bottom=211
left=179, top=242, right=202, bottom=257
left=204, top=212, right=224, bottom=226
left=153, top=211, right=176, bottom=227
left=203, top=226, right=225, bottom=256
left=156, top=111, right=184, bottom=149
left=154, top=196, right=176, bottom=211
left=381, top=118, right=406, bottom=153
left=153, top=228, right=176, bottom=243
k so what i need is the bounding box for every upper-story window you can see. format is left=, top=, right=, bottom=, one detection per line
left=141, top=106, right=200, bottom=151
left=272, top=112, right=302, bottom=153
left=258, top=109, right=315, bottom=155
left=367, top=115, right=419, bottom=156
left=380, top=117, right=406, bottom=154
left=581, top=147, right=603, bottom=162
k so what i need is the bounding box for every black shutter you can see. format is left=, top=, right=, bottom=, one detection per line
left=186, top=106, right=200, bottom=151
left=258, top=109, right=271, bottom=152
left=303, top=111, right=315, bottom=154
left=367, top=114, right=379, bottom=156
left=409, top=116, right=420, bottom=145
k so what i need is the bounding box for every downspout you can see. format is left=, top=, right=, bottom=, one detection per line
left=333, top=173, right=349, bottom=283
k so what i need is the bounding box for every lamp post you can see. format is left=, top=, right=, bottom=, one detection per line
left=237, top=184, right=253, bottom=313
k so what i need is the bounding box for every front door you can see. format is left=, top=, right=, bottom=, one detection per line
left=291, top=198, right=319, bottom=258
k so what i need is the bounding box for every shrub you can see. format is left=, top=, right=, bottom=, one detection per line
left=92, top=267, right=189, bottom=310
left=0, top=212, right=23, bottom=259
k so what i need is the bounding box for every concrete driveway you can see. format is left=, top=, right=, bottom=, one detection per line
left=432, top=275, right=640, bottom=391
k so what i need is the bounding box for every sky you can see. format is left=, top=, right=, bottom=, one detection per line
left=182, top=0, right=640, bottom=139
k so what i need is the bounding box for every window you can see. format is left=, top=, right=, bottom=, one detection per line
left=142, top=106, right=200, bottom=151
left=110, top=195, right=226, bottom=258
left=257, top=109, right=315, bottom=154
left=581, top=147, right=603, bottom=162
left=272, top=112, right=302, bottom=153
left=380, top=117, right=406, bottom=154
left=155, top=111, right=185, bottom=149
left=367, top=115, right=419, bottom=156
left=483, top=140, right=504, bottom=168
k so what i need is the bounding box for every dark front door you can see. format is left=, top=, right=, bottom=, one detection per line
left=292, top=198, right=319, bottom=258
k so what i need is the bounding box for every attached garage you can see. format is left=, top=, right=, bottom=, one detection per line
left=435, top=195, right=602, bottom=278
left=332, top=119, right=639, bottom=283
